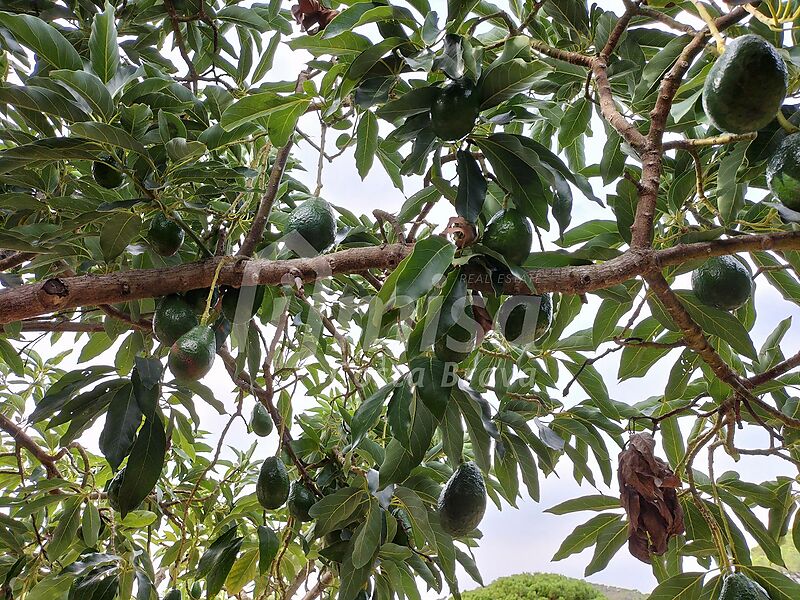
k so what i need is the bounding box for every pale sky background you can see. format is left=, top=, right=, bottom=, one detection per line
left=9, top=0, right=800, bottom=597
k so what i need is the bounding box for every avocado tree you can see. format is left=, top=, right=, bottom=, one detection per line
left=4, top=1, right=800, bottom=600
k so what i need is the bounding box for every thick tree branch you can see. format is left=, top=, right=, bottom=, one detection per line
left=5, top=232, right=800, bottom=325
left=0, top=414, right=61, bottom=478
left=631, top=5, right=751, bottom=248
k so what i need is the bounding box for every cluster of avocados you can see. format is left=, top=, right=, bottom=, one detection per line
left=703, top=34, right=800, bottom=217
left=433, top=206, right=552, bottom=364
left=151, top=283, right=264, bottom=382
left=254, top=456, right=316, bottom=522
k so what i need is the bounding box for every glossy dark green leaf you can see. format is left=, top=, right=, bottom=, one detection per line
left=355, top=111, right=379, bottom=179
left=257, top=526, right=279, bottom=575
left=455, top=149, right=486, bottom=223
left=99, top=383, right=142, bottom=471
left=118, top=416, right=167, bottom=517
left=100, top=213, right=142, bottom=262
left=89, top=2, right=119, bottom=84
left=0, top=13, right=82, bottom=71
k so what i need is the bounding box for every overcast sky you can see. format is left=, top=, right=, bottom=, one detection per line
left=12, top=1, right=800, bottom=596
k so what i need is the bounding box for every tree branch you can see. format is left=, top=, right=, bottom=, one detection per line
left=0, top=414, right=61, bottom=478
left=0, top=252, right=35, bottom=272
left=5, top=232, right=800, bottom=324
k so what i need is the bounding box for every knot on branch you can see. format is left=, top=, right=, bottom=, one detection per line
left=619, top=433, right=685, bottom=563
left=37, top=278, right=69, bottom=309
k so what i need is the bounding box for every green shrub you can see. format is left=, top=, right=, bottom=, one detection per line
left=459, top=573, right=608, bottom=600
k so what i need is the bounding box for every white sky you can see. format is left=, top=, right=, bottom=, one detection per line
left=11, top=0, right=800, bottom=596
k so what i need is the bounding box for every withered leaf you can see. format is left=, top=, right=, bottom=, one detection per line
left=618, top=432, right=685, bottom=563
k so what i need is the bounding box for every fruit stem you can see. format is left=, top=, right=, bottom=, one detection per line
left=692, top=1, right=725, bottom=54
left=201, top=258, right=228, bottom=326
left=776, top=111, right=800, bottom=134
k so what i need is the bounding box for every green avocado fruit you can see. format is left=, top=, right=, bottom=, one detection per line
left=482, top=209, right=533, bottom=266
left=251, top=403, right=273, bottom=437
left=164, top=589, right=181, bottom=600
left=430, top=79, right=481, bottom=141
left=286, top=197, right=337, bottom=253
left=221, top=285, right=266, bottom=323
left=719, top=572, right=770, bottom=600
left=767, top=132, right=800, bottom=211
left=93, top=160, right=124, bottom=189
left=153, top=295, right=199, bottom=347
left=183, top=287, right=220, bottom=314
left=497, top=293, right=552, bottom=345
left=287, top=482, right=316, bottom=522
left=148, top=213, right=185, bottom=257
left=107, top=469, right=125, bottom=512
left=256, top=456, right=290, bottom=510
left=691, top=255, right=753, bottom=311
left=437, top=461, right=487, bottom=537
left=189, top=582, right=202, bottom=600
left=189, top=583, right=202, bottom=600
left=168, top=325, right=216, bottom=381
left=702, top=34, right=788, bottom=134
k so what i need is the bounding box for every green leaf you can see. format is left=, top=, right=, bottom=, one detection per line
left=649, top=291, right=757, bottom=360
left=288, top=32, right=373, bottom=57
left=352, top=500, right=383, bottom=568
left=473, top=134, right=548, bottom=227
left=89, top=2, right=119, bottom=83
left=717, top=141, right=751, bottom=223
left=324, top=4, right=417, bottom=39
left=546, top=495, right=620, bottom=515
left=355, top=111, right=379, bottom=179
left=350, top=382, right=396, bottom=448
left=379, top=392, right=437, bottom=486
left=257, top=526, right=279, bottom=575
left=308, top=487, right=369, bottom=536
left=51, top=70, right=115, bottom=120
left=393, top=487, right=437, bottom=547
left=0, top=338, right=24, bottom=376
left=99, top=383, right=142, bottom=471
left=740, top=565, right=800, bottom=600
left=0, top=12, right=82, bottom=71
left=379, top=236, right=455, bottom=310
left=718, top=490, right=784, bottom=566
left=478, top=59, right=545, bottom=109
left=48, top=496, right=82, bottom=560
left=647, top=572, right=705, bottom=600
left=100, top=213, right=142, bottom=262
left=447, top=0, right=479, bottom=30
left=81, top=503, right=101, bottom=547
left=552, top=513, right=619, bottom=561
left=584, top=517, right=627, bottom=576
left=70, top=122, right=148, bottom=156
left=455, top=149, right=486, bottom=223
left=377, top=86, right=439, bottom=123
left=252, top=33, right=281, bottom=83
left=197, top=527, right=243, bottom=600
left=0, top=85, right=89, bottom=123
left=118, top=415, right=167, bottom=518
left=224, top=548, right=258, bottom=595
left=559, top=99, right=592, bottom=148
left=220, top=93, right=311, bottom=131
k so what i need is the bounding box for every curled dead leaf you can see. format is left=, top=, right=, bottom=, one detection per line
left=443, top=216, right=477, bottom=249
left=291, top=0, right=339, bottom=33
left=618, top=432, right=685, bottom=563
